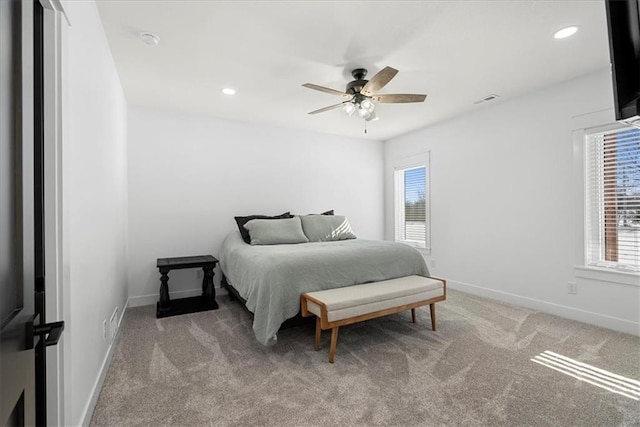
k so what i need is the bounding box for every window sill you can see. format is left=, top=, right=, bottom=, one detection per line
left=574, top=266, right=640, bottom=287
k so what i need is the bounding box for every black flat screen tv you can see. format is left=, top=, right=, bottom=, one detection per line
left=606, top=0, right=640, bottom=126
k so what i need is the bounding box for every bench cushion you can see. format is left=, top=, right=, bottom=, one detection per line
left=305, top=275, right=444, bottom=322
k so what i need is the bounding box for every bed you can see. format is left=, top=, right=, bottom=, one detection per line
left=219, top=226, right=431, bottom=346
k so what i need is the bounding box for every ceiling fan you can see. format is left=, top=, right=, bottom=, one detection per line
left=302, top=66, right=427, bottom=122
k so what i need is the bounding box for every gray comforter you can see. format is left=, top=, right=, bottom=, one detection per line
left=219, top=231, right=430, bottom=346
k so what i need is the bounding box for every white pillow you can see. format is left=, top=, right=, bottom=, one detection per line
left=244, top=216, right=309, bottom=245
left=299, top=214, right=357, bottom=242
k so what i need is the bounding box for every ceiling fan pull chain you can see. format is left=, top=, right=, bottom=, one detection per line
left=364, top=121, right=367, bottom=134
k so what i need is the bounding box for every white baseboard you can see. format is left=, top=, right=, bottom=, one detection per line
left=127, top=286, right=229, bottom=308
left=127, top=288, right=201, bottom=308
left=448, top=280, right=640, bottom=336
left=79, top=298, right=129, bottom=426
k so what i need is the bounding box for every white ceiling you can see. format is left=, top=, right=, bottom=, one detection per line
left=95, top=0, right=611, bottom=140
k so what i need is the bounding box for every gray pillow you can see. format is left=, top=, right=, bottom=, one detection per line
left=299, top=215, right=357, bottom=242
left=244, top=217, right=309, bottom=245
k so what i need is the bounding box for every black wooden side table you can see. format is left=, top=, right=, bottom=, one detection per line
left=156, top=255, right=219, bottom=318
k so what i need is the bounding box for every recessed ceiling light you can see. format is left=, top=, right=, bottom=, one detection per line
left=140, top=32, right=160, bottom=46
left=554, top=26, right=578, bottom=39
left=221, top=88, right=236, bottom=95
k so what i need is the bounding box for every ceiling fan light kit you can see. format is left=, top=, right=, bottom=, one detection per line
left=302, top=66, right=427, bottom=126
left=343, top=102, right=356, bottom=116
left=357, top=98, right=376, bottom=120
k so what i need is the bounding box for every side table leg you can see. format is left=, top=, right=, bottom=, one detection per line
left=202, top=266, right=219, bottom=309
left=158, top=268, right=171, bottom=314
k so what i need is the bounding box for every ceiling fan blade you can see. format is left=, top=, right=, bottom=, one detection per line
left=360, top=66, right=398, bottom=97
left=372, top=94, right=427, bottom=103
left=308, top=102, right=348, bottom=115
left=302, top=83, right=349, bottom=97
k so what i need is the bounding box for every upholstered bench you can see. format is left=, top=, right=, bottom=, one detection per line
left=300, top=275, right=446, bottom=363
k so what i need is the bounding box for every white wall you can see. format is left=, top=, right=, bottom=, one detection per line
left=61, top=1, right=128, bottom=425
left=127, top=106, right=384, bottom=305
left=385, top=69, right=640, bottom=336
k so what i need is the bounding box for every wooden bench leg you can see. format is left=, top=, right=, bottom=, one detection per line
left=315, top=317, right=321, bottom=351
left=430, top=303, right=437, bottom=331
left=329, top=327, right=339, bottom=363
left=411, top=308, right=417, bottom=323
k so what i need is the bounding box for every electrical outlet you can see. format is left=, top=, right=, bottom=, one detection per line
left=568, top=282, right=578, bottom=295
left=102, top=320, right=107, bottom=340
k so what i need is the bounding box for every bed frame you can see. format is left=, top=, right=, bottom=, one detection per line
left=221, top=274, right=313, bottom=329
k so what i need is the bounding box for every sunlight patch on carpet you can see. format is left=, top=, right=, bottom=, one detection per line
left=531, top=350, right=640, bottom=400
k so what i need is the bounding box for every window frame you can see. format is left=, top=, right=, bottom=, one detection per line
left=572, top=109, right=639, bottom=284
left=392, top=152, right=431, bottom=253
left=584, top=123, right=640, bottom=273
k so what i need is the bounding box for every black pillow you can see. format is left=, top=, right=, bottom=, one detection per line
left=234, top=212, right=292, bottom=244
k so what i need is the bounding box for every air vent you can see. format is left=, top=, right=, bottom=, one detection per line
left=474, top=94, right=500, bottom=105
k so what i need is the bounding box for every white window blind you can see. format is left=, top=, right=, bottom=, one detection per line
left=585, top=126, right=640, bottom=273
left=394, top=164, right=429, bottom=250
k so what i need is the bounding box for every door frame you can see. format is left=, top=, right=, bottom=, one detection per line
left=40, top=1, right=69, bottom=425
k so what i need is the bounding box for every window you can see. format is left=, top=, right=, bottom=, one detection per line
left=394, top=157, right=430, bottom=251
left=585, top=126, right=640, bottom=272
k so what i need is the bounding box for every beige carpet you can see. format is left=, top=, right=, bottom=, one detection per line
left=90, top=289, right=640, bottom=426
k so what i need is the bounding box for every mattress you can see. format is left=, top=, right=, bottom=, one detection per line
left=219, top=231, right=430, bottom=345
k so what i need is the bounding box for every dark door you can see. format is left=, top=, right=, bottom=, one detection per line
left=0, top=0, right=37, bottom=425
left=33, top=1, right=62, bottom=424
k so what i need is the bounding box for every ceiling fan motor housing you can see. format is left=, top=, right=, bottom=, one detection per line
left=346, top=79, right=368, bottom=94
left=346, top=68, right=369, bottom=94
